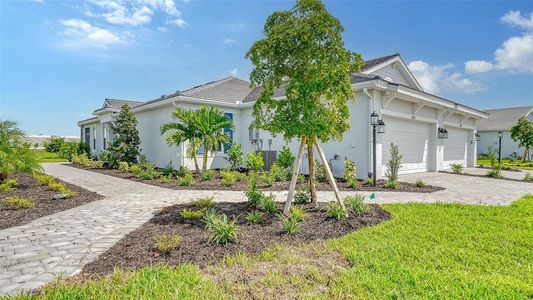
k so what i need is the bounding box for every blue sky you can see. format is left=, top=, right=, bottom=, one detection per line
left=1, top=0, right=532, bottom=136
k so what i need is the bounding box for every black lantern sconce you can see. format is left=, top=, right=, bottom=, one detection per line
left=438, top=127, right=448, bottom=139
left=475, top=133, right=481, bottom=142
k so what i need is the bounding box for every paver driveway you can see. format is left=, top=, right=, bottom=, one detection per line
left=0, top=163, right=531, bottom=295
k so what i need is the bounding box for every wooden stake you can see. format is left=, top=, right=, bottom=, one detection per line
left=315, top=140, right=346, bottom=211
left=284, top=137, right=307, bottom=215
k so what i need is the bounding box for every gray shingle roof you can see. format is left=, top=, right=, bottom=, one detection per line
left=477, top=106, right=533, bottom=131
left=360, top=53, right=400, bottom=72
left=179, top=77, right=251, bottom=103
left=104, top=99, right=144, bottom=109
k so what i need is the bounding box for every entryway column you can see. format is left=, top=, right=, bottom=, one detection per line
left=467, top=129, right=476, bottom=167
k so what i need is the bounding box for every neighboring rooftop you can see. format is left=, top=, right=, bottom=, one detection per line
left=477, top=106, right=533, bottom=131
left=179, top=77, right=252, bottom=103
left=104, top=98, right=144, bottom=109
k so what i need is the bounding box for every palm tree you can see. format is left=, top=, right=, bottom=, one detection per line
left=160, top=108, right=202, bottom=173
left=0, top=120, right=41, bottom=181
left=195, top=106, right=233, bottom=172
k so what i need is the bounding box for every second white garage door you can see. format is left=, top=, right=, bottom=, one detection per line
left=443, top=127, right=469, bottom=168
left=381, top=117, right=432, bottom=174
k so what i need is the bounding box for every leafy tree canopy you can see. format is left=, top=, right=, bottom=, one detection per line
left=246, top=0, right=363, bottom=142
left=510, top=117, right=533, bottom=160
left=109, top=105, right=141, bottom=165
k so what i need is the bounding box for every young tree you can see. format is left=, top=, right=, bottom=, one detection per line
left=510, top=117, right=533, bottom=161
left=161, top=108, right=202, bottom=173
left=246, top=0, right=363, bottom=213
left=108, top=105, right=141, bottom=166
left=0, top=120, right=41, bottom=181
left=226, top=142, right=244, bottom=170
left=195, top=106, right=233, bottom=172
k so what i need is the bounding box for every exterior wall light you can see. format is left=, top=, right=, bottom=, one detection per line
left=475, top=133, right=480, bottom=142
left=438, top=127, right=448, bottom=139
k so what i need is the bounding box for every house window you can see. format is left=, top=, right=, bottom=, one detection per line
left=223, top=112, right=234, bottom=152
left=84, top=128, right=90, bottom=146
left=93, top=127, right=96, bottom=150
left=103, top=125, right=107, bottom=150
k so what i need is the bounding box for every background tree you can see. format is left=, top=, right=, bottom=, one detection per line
left=0, top=120, right=41, bottom=181
left=160, top=108, right=202, bottom=173
left=246, top=0, right=363, bottom=213
left=510, top=117, right=533, bottom=161
left=108, top=105, right=141, bottom=166
left=195, top=106, right=233, bottom=172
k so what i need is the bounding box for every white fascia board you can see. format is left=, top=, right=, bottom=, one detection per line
left=93, top=108, right=118, bottom=115
left=78, top=118, right=99, bottom=126
left=360, top=56, right=423, bottom=91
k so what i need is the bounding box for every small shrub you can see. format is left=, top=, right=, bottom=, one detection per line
left=386, top=180, right=399, bottom=189
left=386, top=143, right=402, bottom=183
left=153, top=234, right=181, bottom=254
left=246, top=151, right=264, bottom=172
left=279, top=214, right=300, bottom=235
left=415, top=178, right=426, bottom=188
left=524, top=173, right=533, bottom=182
left=294, top=187, right=311, bottom=204
left=245, top=179, right=262, bottom=208
left=297, top=174, right=306, bottom=184
left=207, top=214, right=237, bottom=245
left=2, top=196, right=35, bottom=209
left=234, top=171, right=246, bottom=182
left=344, top=194, right=367, bottom=216
left=326, top=202, right=346, bottom=221
left=136, top=162, right=160, bottom=180
left=201, top=169, right=216, bottom=181
left=97, top=150, right=111, bottom=162
left=202, top=207, right=219, bottom=228
left=487, top=145, right=497, bottom=169
left=450, top=163, right=464, bottom=174
left=221, top=171, right=237, bottom=187
left=44, top=136, right=65, bottom=153
left=161, top=165, right=175, bottom=176
left=193, top=197, right=213, bottom=208
left=269, top=163, right=287, bottom=182
left=347, top=178, right=359, bottom=189
left=118, top=161, right=129, bottom=173
left=47, top=181, right=78, bottom=197
left=314, top=160, right=327, bottom=182
left=363, top=176, right=374, bottom=186
left=0, top=184, right=12, bottom=192
left=486, top=168, right=502, bottom=178
left=277, top=146, right=295, bottom=169
left=0, top=178, right=17, bottom=192
left=261, top=172, right=275, bottom=187
left=246, top=211, right=263, bottom=224
left=289, top=206, right=305, bottom=223
left=159, top=174, right=173, bottom=183
left=178, top=173, right=195, bottom=187
left=225, top=142, right=244, bottom=170
left=33, top=173, right=55, bottom=185
left=177, top=166, right=193, bottom=178
left=259, top=194, right=278, bottom=213
left=180, top=208, right=203, bottom=219
left=130, top=164, right=142, bottom=175
left=343, top=159, right=357, bottom=182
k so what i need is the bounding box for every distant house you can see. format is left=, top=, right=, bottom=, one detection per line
left=477, top=106, right=533, bottom=159
left=78, top=53, right=488, bottom=179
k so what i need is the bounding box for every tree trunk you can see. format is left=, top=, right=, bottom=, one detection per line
left=193, top=156, right=200, bottom=174
left=307, top=140, right=318, bottom=208
left=283, top=137, right=306, bottom=215
left=202, top=151, right=208, bottom=173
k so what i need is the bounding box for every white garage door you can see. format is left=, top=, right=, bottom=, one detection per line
left=443, top=127, right=468, bottom=168
left=381, top=117, right=432, bottom=175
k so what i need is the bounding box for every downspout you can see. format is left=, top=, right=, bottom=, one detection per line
left=363, top=88, right=374, bottom=179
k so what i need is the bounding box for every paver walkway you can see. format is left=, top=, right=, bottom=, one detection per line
left=1, top=163, right=532, bottom=295
left=461, top=167, right=532, bottom=180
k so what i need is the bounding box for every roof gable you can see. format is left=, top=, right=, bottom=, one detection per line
left=360, top=54, right=423, bottom=91
left=477, top=106, right=533, bottom=131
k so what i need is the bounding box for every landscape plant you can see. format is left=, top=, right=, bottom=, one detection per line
left=246, top=151, right=264, bottom=173
left=201, top=169, right=216, bottom=181
left=108, top=105, right=141, bottom=166
left=206, top=213, right=238, bottom=245
left=326, top=202, right=346, bottom=220
left=343, top=159, right=358, bottom=188
left=118, top=161, right=129, bottom=173
left=486, top=168, right=502, bottom=178
left=246, top=211, right=263, bottom=225
left=294, top=186, right=311, bottom=204
left=153, top=234, right=182, bottom=254
left=178, top=173, right=195, bottom=187
left=180, top=208, right=203, bottom=220
left=0, top=120, right=42, bottom=181
left=510, top=117, right=533, bottom=161
left=44, top=136, right=65, bottom=153
left=193, top=197, right=213, bottom=209
left=0, top=178, right=17, bottom=192
left=385, top=143, right=402, bottom=185
left=450, top=163, right=464, bottom=174
left=259, top=194, right=278, bottom=213
left=524, top=173, right=533, bottom=182
left=487, top=145, right=497, bottom=169
left=344, top=194, right=367, bottom=216
left=245, top=177, right=263, bottom=208
left=2, top=196, right=35, bottom=209
left=276, top=146, right=295, bottom=169
left=415, top=178, right=426, bottom=188
left=225, top=142, right=243, bottom=170
left=279, top=214, right=300, bottom=234
left=246, top=0, right=362, bottom=213
left=220, top=170, right=237, bottom=186
left=260, top=171, right=275, bottom=187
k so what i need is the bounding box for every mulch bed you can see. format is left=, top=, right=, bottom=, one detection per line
left=70, top=164, right=444, bottom=193
left=440, top=170, right=532, bottom=183
left=82, top=201, right=391, bottom=276
left=0, top=173, right=103, bottom=230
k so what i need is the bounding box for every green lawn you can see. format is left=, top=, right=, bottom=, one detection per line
left=32, top=150, right=68, bottom=163
left=478, top=159, right=533, bottom=171
left=14, top=194, right=533, bottom=299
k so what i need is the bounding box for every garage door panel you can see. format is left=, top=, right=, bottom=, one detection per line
left=381, top=117, right=431, bottom=174
left=443, top=127, right=468, bottom=168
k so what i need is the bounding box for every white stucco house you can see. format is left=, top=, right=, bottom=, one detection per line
left=78, top=53, right=488, bottom=179
left=477, top=106, right=533, bottom=160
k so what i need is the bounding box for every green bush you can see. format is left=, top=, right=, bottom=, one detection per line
left=279, top=214, right=300, bottom=234
left=294, top=186, right=311, bottom=204
left=202, top=207, right=219, bottom=228
left=415, top=178, right=426, bottom=188
left=246, top=176, right=262, bottom=208
left=137, top=163, right=161, bottom=180
left=0, top=178, right=17, bottom=192
left=289, top=206, right=305, bottom=222
left=118, top=161, right=129, bottom=173
left=363, top=176, right=374, bottom=186
left=246, top=151, right=264, bottom=172
left=47, top=181, right=78, bottom=197
left=326, top=202, right=346, bottom=220
left=486, top=168, right=502, bottom=178
left=44, top=136, right=65, bottom=153
left=180, top=208, right=203, bottom=219
left=261, top=172, right=275, bottom=187
left=153, top=234, right=181, bottom=254
left=343, top=159, right=356, bottom=180
left=450, top=163, right=464, bottom=174
left=130, top=164, right=142, bottom=175
left=161, top=165, right=175, bottom=176
left=201, top=169, right=216, bottom=181
left=225, top=142, right=244, bottom=170
left=97, top=150, right=111, bottom=162
left=178, top=173, right=195, bottom=186
left=314, top=160, right=327, bottom=182
left=524, top=173, right=533, bottom=182
left=269, top=162, right=287, bottom=182
left=276, top=146, right=295, bottom=169
left=2, top=196, right=35, bottom=209
left=177, top=166, right=193, bottom=178
left=234, top=171, right=246, bottom=182
left=0, top=184, right=12, bottom=192
left=58, top=142, right=80, bottom=161
left=344, top=194, right=367, bottom=216
left=193, top=197, right=213, bottom=208
left=33, top=173, right=55, bottom=185
left=487, top=145, right=497, bottom=169
left=386, top=180, right=399, bottom=189
left=246, top=211, right=263, bottom=224
left=385, top=143, right=402, bottom=184
left=159, top=174, right=174, bottom=183
left=259, top=194, right=278, bottom=213
left=221, top=170, right=237, bottom=187
left=206, top=214, right=237, bottom=245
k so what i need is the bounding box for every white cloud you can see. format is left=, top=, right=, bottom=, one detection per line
left=157, top=26, right=168, bottom=32
left=223, top=38, right=236, bottom=44
left=465, top=60, right=494, bottom=73
left=408, top=60, right=485, bottom=94
left=34, top=0, right=45, bottom=3
left=501, top=10, right=533, bottom=30
left=230, top=68, right=238, bottom=76
left=167, top=18, right=187, bottom=28
left=59, top=19, right=121, bottom=49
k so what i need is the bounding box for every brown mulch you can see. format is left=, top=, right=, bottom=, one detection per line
left=70, top=164, right=444, bottom=193
left=82, top=201, right=391, bottom=276
left=0, top=173, right=103, bottom=230
left=440, top=170, right=532, bottom=183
